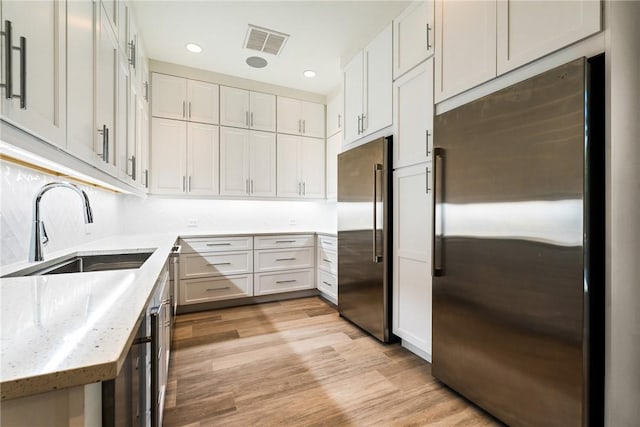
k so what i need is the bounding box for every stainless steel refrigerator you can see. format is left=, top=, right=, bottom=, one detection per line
left=337, top=136, right=393, bottom=342
left=432, top=57, right=604, bottom=426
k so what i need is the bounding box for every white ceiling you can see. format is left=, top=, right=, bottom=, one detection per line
left=132, top=1, right=410, bottom=96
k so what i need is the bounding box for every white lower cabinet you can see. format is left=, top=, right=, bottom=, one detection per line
left=316, top=235, right=337, bottom=303
left=180, top=275, right=253, bottom=305
left=254, top=269, right=314, bottom=296
left=180, top=251, right=253, bottom=279
left=393, top=164, right=433, bottom=360
left=254, top=247, right=314, bottom=272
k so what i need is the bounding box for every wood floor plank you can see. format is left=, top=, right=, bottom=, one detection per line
left=164, top=296, right=501, bottom=427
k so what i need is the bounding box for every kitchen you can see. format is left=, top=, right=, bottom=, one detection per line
left=2, top=1, right=640, bottom=426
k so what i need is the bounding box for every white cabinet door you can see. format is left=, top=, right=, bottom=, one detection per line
left=393, top=59, right=434, bottom=169
left=496, top=0, right=601, bottom=74
left=393, top=0, right=435, bottom=80
left=187, top=123, right=219, bottom=195
left=249, top=92, right=276, bottom=132
left=326, top=88, right=343, bottom=137
left=219, top=126, right=250, bottom=196
left=151, top=73, right=187, bottom=120
left=249, top=131, right=277, bottom=197
left=326, top=132, right=341, bottom=200
left=299, top=137, right=325, bottom=199
left=95, top=5, right=118, bottom=166
left=363, top=23, right=392, bottom=137
left=220, top=86, right=249, bottom=129
left=276, top=96, right=302, bottom=135
left=301, top=101, right=325, bottom=138
left=1, top=0, right=66, bottom=146
left=187, top=80, right=219, bottom=125
left=276, top=134, right=301, bottom=198
left=150, top=118, right=187, bottom=195
left=66, top=0, right=96, bottom=163
left=343, top=51, right=364, bottom=146
left=435, top=0, right=497, bottom=102
left=393, top=164, right=433, bottom=359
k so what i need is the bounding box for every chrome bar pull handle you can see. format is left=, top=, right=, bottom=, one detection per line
left=433, top=147, right=444, bottom=276
left=182, top=176, right=186, bottom=192
left=188, top=102, right=192, bottom=118
left=426, top=130, right=431, bottom=157
left=207, top=287, right=230, bottom=291
left=2, top=20, right=12, bottom=99
left=372, top=163, right=383, bottom=263
left=128, top=40, right=136, bottom=68
left=302, top=119, right=306, bottom=134
left=250, top=179, right=254, bottom=194
left=357, top=115, right=361, bottom=134
left=188, top=176, right=192, bottom=192
left=97, top=125, right=108, bottom=162
left=302, top=181, right=306, bottom=196
left=426, top=166, right=431, bottom=194
left=246, top=179, right=250, bottom=194
left=361, top=114, right=367, bottom=132
left=276, top=280, right=297, bottom=284
left=298, top=119, right=301, bottom=133
left=250, top=112, right=254, bottom=127
left=246, top=111, right=249, bottom=127
left=17, top=35, right=25, bottom=109
left=338, top=114, right=341, bottom=129
left=426, top=24, right=432, bottom=50
left=145, top=169, right=149, bottom=188
left=130, top=155, right=136, bottom=180
left=182, top=101, right=185, bottom=118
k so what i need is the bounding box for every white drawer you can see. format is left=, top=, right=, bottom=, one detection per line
left=317, top=270, right=337, bottom=298
left=180, top=251, right=252, bottom=279
left=317, top=247, right=337, bottom=274
left=181, top=236, right=253, bottom=253
left=254, top=269, right=314, bottom=296
left=179, top=274, right=253, bottom=305
left=254, top=234, right=314, bottom=249
left=254, top=247, right=314, bottom=273
left=317, top=235, right=337, bottom=251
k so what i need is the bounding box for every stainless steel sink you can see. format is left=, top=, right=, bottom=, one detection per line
left=3, top=251, right=155, bottom=277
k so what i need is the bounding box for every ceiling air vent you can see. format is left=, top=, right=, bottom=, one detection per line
left=244, top=25, right=289, bottom=56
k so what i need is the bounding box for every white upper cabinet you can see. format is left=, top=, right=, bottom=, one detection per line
left=150, top=118, right=188, bottom=195
left=326, top=88, right=343, bottom=138
left=393, top=0, right=435, bottom=80
left=152, top=73, right=219, bottom=124
left=66, top=0, right=96, bottom=163
left=343, top=23, right=393, bottom=146
left=150, top=118, right=218, bottom=195
left=435, top=0, right=601, bottom=103
left=343, top=51, right=364, bottom=146
left=152, top=74, right=187, bottom=120
left=276, top=97, right=325, bottom=138
left=220, top=86, right=275, bottom=131
left=250, top=92, right=276, bottom=132
left=326, top=132, right=341, bottom=200
left=393, top=59, right=434, bottom=169
left=219, top=127, right=276, bottom=197
left=187, top=122, right=219, bottom=196
left=496, top=0, right=601, bottom=73
left=393, top=163, right=433, bottom=359
left=435, top=0, right=497, bottom=103
left=0, top=0, right=66, bottom=146
left=276, top=135, right=325, bottom=199
left=187, top=80, right=219, bottom=125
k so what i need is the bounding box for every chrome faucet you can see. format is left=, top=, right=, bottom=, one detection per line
left=29, top=182, right=94, bottom=262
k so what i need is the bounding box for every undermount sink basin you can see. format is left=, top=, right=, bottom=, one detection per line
left=3, top=251, right=155, bottom=277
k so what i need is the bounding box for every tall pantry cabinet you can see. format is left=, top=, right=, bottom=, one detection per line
left=391, top=2, right=436, bottom=362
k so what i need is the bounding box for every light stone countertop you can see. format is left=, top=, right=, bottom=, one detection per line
left=0, top=229, right=336, bottom=400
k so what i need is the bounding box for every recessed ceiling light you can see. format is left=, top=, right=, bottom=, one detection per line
left=303, top=70, right=316, bottom=78
left=186, top=43, right=203, bottom=53
left=246, top=56, right=268, bottom=68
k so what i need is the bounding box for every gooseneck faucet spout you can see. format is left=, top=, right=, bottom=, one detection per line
left=29, top=182, right=94, bottom=262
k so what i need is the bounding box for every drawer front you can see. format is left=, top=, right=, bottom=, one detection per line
left=254, top=247, right=314, bottom=272
left=180, top=251, right=252, bottom=279
left=254, top=269, right=314, bottom=296
left=317, top=247, right=337, bottom=274
left=180, top=274, right=253, bottom=305
left=317, top=270, right=337, bottom=298
left=254, top=234, right=315, bottom=249
left=181, top=236, right=253, bottom=253
left=317, top=235, right=337, bottom=251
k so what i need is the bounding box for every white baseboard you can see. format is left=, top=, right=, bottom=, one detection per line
left=401, top=339, right=432, bottom=363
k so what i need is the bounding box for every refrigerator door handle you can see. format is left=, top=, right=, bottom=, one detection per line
left=372, top=163, right=383, bottom=263
left=433, top=147, right=444, bottom=276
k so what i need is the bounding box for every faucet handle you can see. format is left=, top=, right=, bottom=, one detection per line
left=40, top=222, right=49, bottom=247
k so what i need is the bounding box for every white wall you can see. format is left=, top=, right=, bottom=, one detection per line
left=0, top=160, right=337, bottom=266
left=118, top=195, right=336, bottom=235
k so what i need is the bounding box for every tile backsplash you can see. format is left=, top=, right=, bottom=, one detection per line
left=1, top=160, right=337, bottom=266
left=0, top=161, right=121, bottom=265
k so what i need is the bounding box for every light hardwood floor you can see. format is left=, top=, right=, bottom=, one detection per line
left=164, top=297, right=501, bottom=426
